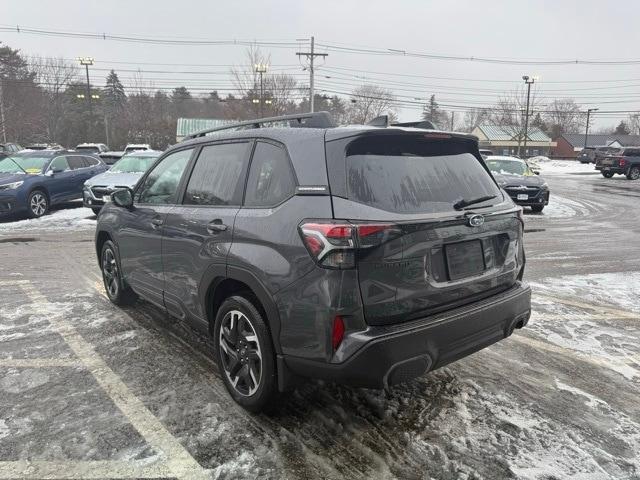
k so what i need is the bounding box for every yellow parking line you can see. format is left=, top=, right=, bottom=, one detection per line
left=0, top=358, right=82, bottom=368
left=0, top=460, right=171, bottom=479
left=17, top=282, right=210, bottom=480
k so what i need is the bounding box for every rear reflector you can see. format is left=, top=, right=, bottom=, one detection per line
left=332, top=316, right=345, bottom=350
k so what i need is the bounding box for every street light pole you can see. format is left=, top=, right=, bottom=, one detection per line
left=254, top=63, right=268, bottom=117
left=584, top=108, right=599, bottom=149
left=78, top=57, right=94, bottom=138
left=521, top=75, right=535, bottom=158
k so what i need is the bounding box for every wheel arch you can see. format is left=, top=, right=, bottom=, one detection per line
left=95, top=230, right=113, bottom=263
left=201, top=265, right=282, bottom=355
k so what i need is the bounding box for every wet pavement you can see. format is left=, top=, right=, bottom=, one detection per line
left=0, top=164, right=639, bottom=479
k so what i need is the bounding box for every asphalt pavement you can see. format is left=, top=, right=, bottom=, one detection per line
left=0, top=163, right=639, bottom=480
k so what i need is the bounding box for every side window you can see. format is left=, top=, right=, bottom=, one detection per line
left=67, top=156, right=87, bottom=170
left=49, top=156, right=70, bottom=172
left=137, top=148, right=192, bottom=204
left=244, top=142, right=296, bottom=207
left=183, top=142, right=250, bottom=206
left=84, top=156, right=100, bottom=167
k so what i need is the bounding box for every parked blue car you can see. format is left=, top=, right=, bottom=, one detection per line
left=0, top=149, right=108, bottom=219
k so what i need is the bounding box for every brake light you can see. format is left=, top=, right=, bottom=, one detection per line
left=299, top=221, right=400, bottom=269
left=619, top=158, right=626, bottom=167
left=332, top=316, right=345, bottom=350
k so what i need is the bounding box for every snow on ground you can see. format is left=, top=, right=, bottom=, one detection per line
left=525, top=194, right=592, bottom=219
left=531, top=271, right=640, bottom=314
left=0, top=205, right=96, bottom=233
left=537, top=159, right=598, bottom=175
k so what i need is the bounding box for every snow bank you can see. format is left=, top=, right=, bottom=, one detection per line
left=0, top=206, right=96, bottom=233
left=538, top=159, right=598, bottom=175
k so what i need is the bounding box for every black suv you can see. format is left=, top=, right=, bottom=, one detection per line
left=95, top=113, right=531, bottom=411
left=595, top=147, right=640, bottom=179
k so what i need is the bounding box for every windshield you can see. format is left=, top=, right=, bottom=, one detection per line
left=345, top=136, right=501, bottom=213
left=485, top=159, right=530, bottom=176
left=0, top=155, right=49, bottom=174
left=110, top=155, right=157, bottom=173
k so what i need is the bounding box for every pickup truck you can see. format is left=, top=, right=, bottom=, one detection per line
left=595, top=147, right=640, bottom=179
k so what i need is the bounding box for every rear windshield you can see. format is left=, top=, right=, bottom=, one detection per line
left=346, top=136, right=501, bottom=213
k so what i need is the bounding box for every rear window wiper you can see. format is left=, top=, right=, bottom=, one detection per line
left=453, top=194, right=497, bottom=210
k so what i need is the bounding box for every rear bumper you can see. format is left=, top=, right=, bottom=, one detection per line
left=284, top=281, right=531, bottom=388
left=595, top=165, right=624, bottom=174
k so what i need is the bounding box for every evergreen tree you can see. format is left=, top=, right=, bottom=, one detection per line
left=615, top=120, right=630, bottom=135
left=102, top=70, right=127, bottom=148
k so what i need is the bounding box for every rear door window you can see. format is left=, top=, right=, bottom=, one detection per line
left=346, top=135, right=501, bottom=213
left=67, top=156, right=88, bottom=170
left=244, top=142, right=296, bottom=207
left=183, top=142, right=251, bottom=206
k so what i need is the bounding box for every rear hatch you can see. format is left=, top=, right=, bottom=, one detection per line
left=325, top=131, right=524, bottom=325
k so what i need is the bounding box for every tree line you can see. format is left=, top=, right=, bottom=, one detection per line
left=0, top=42, right=635, bottom=151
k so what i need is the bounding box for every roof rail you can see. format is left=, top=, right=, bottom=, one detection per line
left=184, top=111, right=335, bottom=141
left=366, top=116, right=437, bottom=130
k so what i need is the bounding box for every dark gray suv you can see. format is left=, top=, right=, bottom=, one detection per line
left=95, top=112, right=531, bottom=411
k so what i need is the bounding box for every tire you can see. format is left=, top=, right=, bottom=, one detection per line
left=27, top=189, right=49, bottom=218
left=91, top=207, right=102, bottom=216
left=531, top=205, right=544, bottom=212
left=602, top=171, right=614, bottom=178
left=626, top=166, right=640, bottom=180
left=100, top=240, right=137, bottom=306
left=213, top=295, right=277, bottom=413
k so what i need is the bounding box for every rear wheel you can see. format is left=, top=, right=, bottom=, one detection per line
left=100, top=240, right=137, bottom=305
left=213, top=295, right=276, bottom=412
left=602, top=171, right=614, bottom=178
left=626, top=166, right=640, bottom=180
left=27, top=190, right=49, bottom=218
left=531, top=205, right=544, bottom=213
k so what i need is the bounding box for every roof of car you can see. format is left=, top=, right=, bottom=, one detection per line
left=485, top=155, right=524, bottom=162
left=121, top=150, right=162, bottom=157
left=12, top=149, right=68, bottom=156
left=76, top=143, right=105, bottom=147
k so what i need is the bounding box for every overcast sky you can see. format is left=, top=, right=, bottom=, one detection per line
left=3, top=0, right=640, bottom=128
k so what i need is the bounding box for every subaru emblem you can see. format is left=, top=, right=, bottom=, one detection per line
left=467, top=214, right=485, bottom=227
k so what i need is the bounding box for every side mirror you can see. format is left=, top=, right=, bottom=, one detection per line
left=111, top=188, right=134, bottom=209
left=45, top=170, right=55, bottom=177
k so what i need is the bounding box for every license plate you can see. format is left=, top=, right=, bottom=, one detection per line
left=517, top=194, right=528, bottom=201
left=603, top=159, right=614, bottom=165
left=445, top=240, right=485, bottom=280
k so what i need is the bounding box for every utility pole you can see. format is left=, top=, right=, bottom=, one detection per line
left=584, top=108, right=599, bottom=149
left=0, top=77, right=6, bottom=143
left=254, top=63, right=268, bottom=117
left=297, top=36, right=328, bottom=112
left=78, top=57, right=94, bottom=138
left=521, top=75, right=535, bottom=158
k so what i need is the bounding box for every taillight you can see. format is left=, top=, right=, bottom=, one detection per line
left=619, top=158, right=626, bottom=167
left=299, top=220, right=400, bottom=269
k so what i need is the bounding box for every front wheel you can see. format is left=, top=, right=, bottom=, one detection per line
left=213, top=295, right=277, bottom=412
left=602, top=171, right=614, bottom=178
left=626, top=166, right=640, bottom=180
left=27, top=190, right=49, bottom=218
left=101, top=240, right=137, bottom=305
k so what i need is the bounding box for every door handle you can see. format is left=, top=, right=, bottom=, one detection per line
left=207, top=219, right=228, bottom=234
left=151, top=217, right=164, bottom=229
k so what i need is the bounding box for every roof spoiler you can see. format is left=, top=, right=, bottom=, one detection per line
left=366, top=115, right=437, bottom=130
left=183, top=111, right=335, bottom=141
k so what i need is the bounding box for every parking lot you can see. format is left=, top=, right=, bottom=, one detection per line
left=1, top=161, right=639, bottom=480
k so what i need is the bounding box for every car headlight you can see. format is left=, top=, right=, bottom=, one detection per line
left=0, top=181, right=24, bottom=191
left=541, top=182, right=548, bottom=188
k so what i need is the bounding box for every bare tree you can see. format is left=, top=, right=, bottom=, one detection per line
left=544, top=98, right=584, bottom=138
left=30, top=56, right=79, bottom=142
left=462, top=107, right=491, bottom=133
left=344, top=85, right=397, bottom=124
left=491, top=86, right=540, bottom=156
left=627, top=113, right=640, bottom=135
left=230, top=46, right=299, bottom=118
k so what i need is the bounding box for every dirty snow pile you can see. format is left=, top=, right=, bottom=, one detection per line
left=0, top=206, right=96, bottom=233
left=537, top=159, right=597, bottom=175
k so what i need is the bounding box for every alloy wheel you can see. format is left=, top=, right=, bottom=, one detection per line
left=30, top=193, right=47, bottom=217
left=631, top=167, right=640, bottom=180
left=102, top=248, right=119, bottom=298
left=218, top=310, right=263, bottom=396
